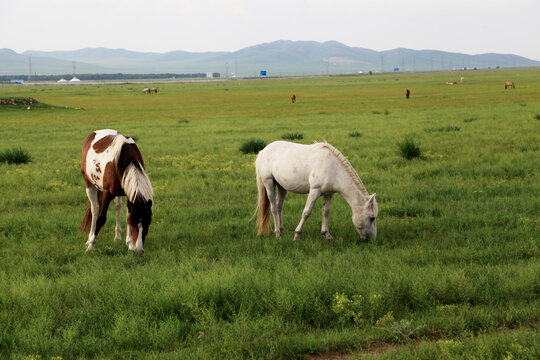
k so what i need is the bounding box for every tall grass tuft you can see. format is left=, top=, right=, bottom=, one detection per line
left=240, top=139, right=267, bottom=154
left=464, top=116, right=477, bottom=123
left=282, top=132, right=304, bottom=141
left=348, top=131, right=362, bottom=138
left=0, top=147, right=32, bottom=164
left=535, top=114, right=540, bottom=120
left=398, top=136, right=422, bottom=160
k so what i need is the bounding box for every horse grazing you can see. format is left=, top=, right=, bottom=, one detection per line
left=256, top=141, right=378, bottom=241
left=81, top=129, right=153, bottom=253
left=149, top=88, right=158, bottom=93
left=505, top=81, right=515, bottom=89
left=291, top=94, right=296, bottom=103
left=405, top=89, right=410, bottom=99
left=142, top=88, right=150, bottom=93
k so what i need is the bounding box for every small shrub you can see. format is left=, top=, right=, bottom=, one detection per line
left=463, top=116, right=477, bottom=123
left=519, top=103, right=527, bottom=107
left=372, top=110, right=381, bottom=115
left=178, top=119, right=190, bottom=124
left=240, top=139, right=267, bottom=154
left=332, top=293, right=385, bottom=326
left=348, top=131, right=362, bottom=138
left=0, top=147, right=32, bottom=164
left=398, top=136, right=422, bottom=160
left=424, top=125, right=460, bottom=133
left=384, top=109, right=390, bottom=115
left=385, top=319, right=427, bottom=342
left=535, top=114, right=540, bottom=120
left=281, top=132, right=304, bottom=141
left=130, top=135, right=139, bottom=142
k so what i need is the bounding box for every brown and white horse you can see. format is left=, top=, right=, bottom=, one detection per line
left=505, top=81, right=515, bottom=89
left=81, top=129, right=153, bottom=253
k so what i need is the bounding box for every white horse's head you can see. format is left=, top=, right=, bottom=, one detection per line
left=352, top=193, right=378, bottom=242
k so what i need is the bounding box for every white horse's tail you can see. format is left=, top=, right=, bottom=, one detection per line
left=256, top=166, right=271, bottom=236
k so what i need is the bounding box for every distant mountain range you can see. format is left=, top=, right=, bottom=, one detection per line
left=1, top=40, right=539, bottom=77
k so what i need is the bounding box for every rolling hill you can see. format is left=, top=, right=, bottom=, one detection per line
left=1, top=40, right=538, bottom=77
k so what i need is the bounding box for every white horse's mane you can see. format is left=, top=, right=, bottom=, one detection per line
left=314, top=142, right=369, bottom=196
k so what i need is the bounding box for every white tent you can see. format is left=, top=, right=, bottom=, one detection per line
left=70, top=76, right=81, bottom=82
left=57, top=78, right=67, bottom=83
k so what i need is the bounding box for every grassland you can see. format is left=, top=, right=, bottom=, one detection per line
left=0, top=69, right=539, bottom=359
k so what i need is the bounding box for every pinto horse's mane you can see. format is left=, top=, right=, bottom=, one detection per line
left=313, top=142, right=369, bottom=197
left=112, top=135, right=153, bottom=203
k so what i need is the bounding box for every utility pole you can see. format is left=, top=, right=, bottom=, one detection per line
left=28, top=56, right=32, bottom=83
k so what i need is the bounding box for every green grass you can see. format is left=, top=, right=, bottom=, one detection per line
left=0, top=69, right=539, bottom=359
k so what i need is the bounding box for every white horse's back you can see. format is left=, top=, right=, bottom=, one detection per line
left=256, top=141, right=341, bottom=194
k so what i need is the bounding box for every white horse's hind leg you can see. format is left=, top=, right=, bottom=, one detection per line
left=262, top=178, right=282, bottom=237
left=321, top=194, right=334, bottom=240
left=294, top=188, right=321, bottom=240
left=114, top=196, right=122, bottom=241
left=85, top=187, right=99, bottom=251
left=276, top=185, right=287, bottom=234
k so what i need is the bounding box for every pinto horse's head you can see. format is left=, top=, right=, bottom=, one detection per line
left=126, top=197, right=153, bottom=253
left=352, top=193, right=378, bottom=242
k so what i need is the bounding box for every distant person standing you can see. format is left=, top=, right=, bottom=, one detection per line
left=405, top=89, right=410, bottom=99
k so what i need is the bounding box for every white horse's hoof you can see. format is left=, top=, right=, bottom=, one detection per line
left=322, top=231, right=334, bottom=240
left=293, top=231, right=301, bottom=241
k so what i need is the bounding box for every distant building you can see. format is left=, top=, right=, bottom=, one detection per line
left=206, top=72, right=213, bottom=79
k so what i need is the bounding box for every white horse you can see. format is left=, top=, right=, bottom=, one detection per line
left=255, top=141, right=378, bottom=241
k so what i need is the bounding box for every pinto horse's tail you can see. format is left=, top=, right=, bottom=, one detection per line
left=256, top=167, right=271, bottom=236
left=80, top=189, right=103, bottom=233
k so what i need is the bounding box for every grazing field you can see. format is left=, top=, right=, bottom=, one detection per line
left=0, top=69, right=539, bottom=359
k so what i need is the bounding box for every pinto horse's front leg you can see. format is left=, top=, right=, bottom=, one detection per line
left=294, top=188, right=321, bottom=240
left=85, top=187, right=99, bottom=251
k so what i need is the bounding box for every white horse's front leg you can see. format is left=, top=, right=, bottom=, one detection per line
left=321, top=194, right=334, bottom=240
left=114, top=196, right=122, bottom=241
left=85, top=187, right=99, bottom=251
left=294, top=189, right=321, bottom=240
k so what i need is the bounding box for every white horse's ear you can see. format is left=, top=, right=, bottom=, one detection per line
left=367, top=193, right=377, bottom=213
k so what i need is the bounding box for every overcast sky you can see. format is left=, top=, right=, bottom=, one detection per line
left=1, top=0, right=539, bottom=60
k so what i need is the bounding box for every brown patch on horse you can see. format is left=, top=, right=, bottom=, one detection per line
left=81, top=132, right=97, bottom=174
left=102, top=161, right=123, bottom=196
left=94, top=159, right=102, bottom=173
left=92, top=135, right=115, bottom=154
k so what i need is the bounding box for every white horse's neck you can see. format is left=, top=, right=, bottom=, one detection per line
left=320, top=144, right=369, bottom=208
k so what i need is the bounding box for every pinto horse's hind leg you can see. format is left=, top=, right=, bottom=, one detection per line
left=294, top=188, right=322, bottom=240
left=114, top=196, right=122, bottom=241
left=321, top=194, right=334, bottom=240
left=85, top=187, right=100, bottom=251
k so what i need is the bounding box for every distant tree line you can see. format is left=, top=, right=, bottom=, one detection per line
left=0, top=73, right=220, bottom=81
